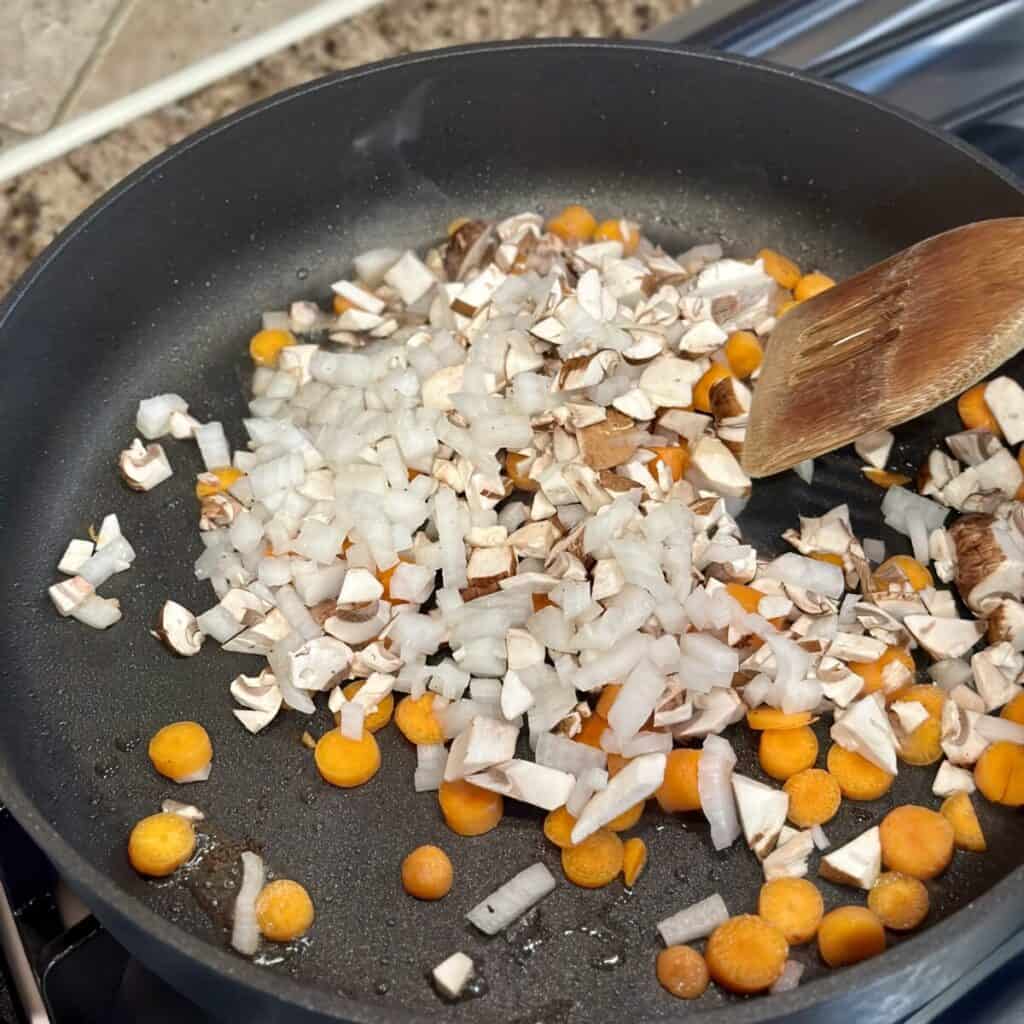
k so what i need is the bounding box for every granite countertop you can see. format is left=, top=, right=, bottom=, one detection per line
left=0, top=0, right=696, bottom=297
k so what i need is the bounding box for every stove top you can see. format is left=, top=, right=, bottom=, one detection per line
left=4, top=3, right=1024, bottom=1021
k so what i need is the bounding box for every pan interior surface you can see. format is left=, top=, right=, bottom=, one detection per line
left=2, top=41, right=1024, bottom=1024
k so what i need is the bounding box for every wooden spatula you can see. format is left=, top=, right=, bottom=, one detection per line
left=742, top=218, right=1024, bottom=478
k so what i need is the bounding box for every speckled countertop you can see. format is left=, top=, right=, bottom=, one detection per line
left=0, top=0, right=697, bottom=297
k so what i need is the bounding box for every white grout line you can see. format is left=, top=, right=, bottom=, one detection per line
left=0, top=0, right=382, bottom=185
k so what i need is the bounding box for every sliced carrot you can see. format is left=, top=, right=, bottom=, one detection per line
left=811, top=551, right=844, bottom=567
left=957, top=383, right=1001, bottom=435
left=864, top=468, right=913, bottom=489
left=531, top=592, right=553, bottom=613
left=758, top=249, right=802, bottom=290
left=1002, top=692, right=1024, bottom=725
left=332, top=294, right=354, bottom=314
left=401, top=845, right=453, bottom=900
left=561, top=829, right=624, bottom=888
left=776, top=297, right=799, bottom=317
left=574, top=712, right=607, bottom=749
left=314, top=729, right=381, bottom=788
left=980, top=735, right=1024, bottom=805
left=655, top=748, right=702, bottom=812
left=255, top=879, right=315, bottom=941
left=849, top=646, right=914, bottom=697
left=438, top=779, right=503, bottom=837
left=793, top=271, right=835, bottom=302
left=879, top=805, right=954, bottom=879
left=827, top=744, right=894, bottom=801
left=783, top=768, right=842, bottom=828
left=940, top=791, right=987, bottom=852
left=394, top=693, right=444, bottom=745
left=747, top=708, right=813, bottom=731
left=547, top=204, right=597, bottom=243
left=594, top=218, right=640, bottom=253
left=543, top=806, right=577, bottom=848
left=974, top=741, right=1024, bottom=806
left=725, top=582, right=762, bottom=614
left=606, top=801, right=644, bottom=832
left=758, top=877, right=824, bottom=945
left=817, top=906, right=885, bottom=967
left=646, top=445, right=690, bottom=482
left=867, top=872, right=929, bottom=931
left=606, top=752, right=631, bottom=778
left=622, top=837, right=648, bottom=887
left=724, top=331, right=764, bottom=378
left=595, top=683, right=622, bottom=720
left=656, top=946, right=709, bottom=1000
left=705, top=915, right=789, bottom=994
left=759, top=726, right=819, bottom=781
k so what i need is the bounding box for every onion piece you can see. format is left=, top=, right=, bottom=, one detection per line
left=231, top=852, right=265, bottom=956
left=656, top=893, right=729, bottom=946
left=770, top=960, right=805, bottom=994
left=466, top=863, right=556, bottom=935
left=698, top=734, right=740, bottom=851
left=414, top=744, right=447, bottom=792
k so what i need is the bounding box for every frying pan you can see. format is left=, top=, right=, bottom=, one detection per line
left=1, top=39, right=1023, bottom=1024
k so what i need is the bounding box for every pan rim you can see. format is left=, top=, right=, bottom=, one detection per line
left=2, top=37, right=1023, bottom=1023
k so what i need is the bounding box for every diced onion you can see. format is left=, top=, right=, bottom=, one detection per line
left=231, top=852, right=265, bottom=956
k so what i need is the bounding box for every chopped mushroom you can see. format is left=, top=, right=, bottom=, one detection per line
left=118, top=438, right=173, bottom=491
left=153, top=601, right=205, bottom=656
left=819, top=826, right=881, bottom=890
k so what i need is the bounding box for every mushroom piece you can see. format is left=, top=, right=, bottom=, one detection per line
left=444, top=717, right=521, bottom=781
left=58, top=539, right=94, bottom=576
left=818, top=826, right=881, bottom=890
left=338, top=567, right=385, bottom=605
left=854, top=430, right=894, bottom=470
left=830, top=695, right=899, bottom=774
left=762, top=829, right=814, bottom=881
left=948, top=512, right=1024, bottom=613
left=731, top=774, right=789, bottom=860
left=709, top=376, right=752, bottom=422
left=688, top=437, right=752, bottom=499
left=154, top=600, right=205, bottom=657
left=118, top=438, right=173, bottom=492
left=987, top=598, right=1024, bottom=651
left=970, top=642, right=1023, bottom=711
left=945, top=429, right=1003, bottom=467
left=433, top=952, right=476, bottom=1001
left=638, top=356, right=703, bottom=409
left=932, top=760, right=976, bottom=797
left=904, top=614, right=985, bottom=660
left=570, top=753, right=666, bottom=843
left=984, top=376, right=1024, bottom=445
left=889, top=699, right=930, bottom=736
left=940, top=702, right=990, bottom=766
left=48, top=575, right=95, bottom=616
left=577, top=410, right=638, bottom=471
left=466, top=759, right=575, bottom=812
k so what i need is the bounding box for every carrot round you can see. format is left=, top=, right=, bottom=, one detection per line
left=827, top=744, right=894, bottom=801
left=401, top=844, right=453, bottom=901
left=1001, top=692, right=1024, bottom=725
left=940, top=791, right=987, bottom=851
left=561, top=829, right=624, bottom=889
left=759, top=726, right=819, bottom=781
left=758, top=249, right=802, bottom=289
left=655, top=748, right=702, bottom=812
left=867, top=872, right=929, bottom=931
left=724, top=331, right=764, bottom=378
left=757, top=877, right=824, bottom=945
left=873, top=554, right=933, bottom=592
left=726, top=582, right=762, bottom=614
left=705, top=915, right=789, bottom=994
left=746, top=708, right=813, bottom=731
left=783, top=769, right=842, bottom=828
left=595, top=683, right=622, bottom=720
left=314, top=729, right=380, bottom=788
left=957, top=383, right=1001, bottom=434
left=394, top=693, right=444, bottom=745
left=543, top=806, right=577, bottom=848
left=606, top=752, right=631, bottom=778
left=656, top=945, right=709, bottom=1000
left=622, top=837, right=648, bottom=887
left=693, top=365, right=732, bottom=414
left=974, top=741, right=1024, bottom=806
left=438, top=779, right=503, bottom=837
left=818, top=906, right=885, bottom=967
left=879, top=805, right=954, bottom=879
left=547, top=204, right=597, bottom=243
left=794, top=271, right=835, bottom=302
left=574, top=712, right=608, bottom=749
